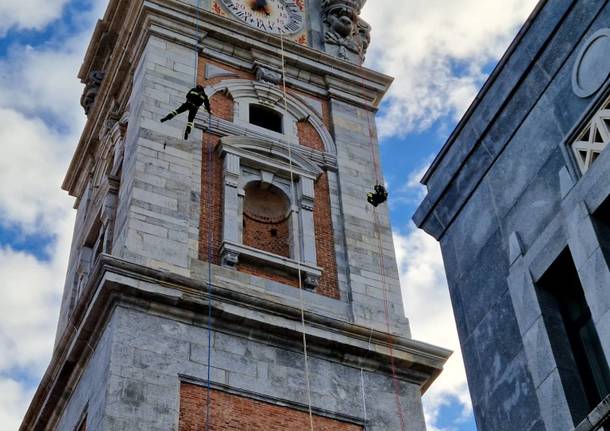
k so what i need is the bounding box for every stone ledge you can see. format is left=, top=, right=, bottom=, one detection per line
left=573, top=395, right=610, bottom=431
left=20, top=254, right=451, bottom=431
left=220, top=240, right=323, bottom=290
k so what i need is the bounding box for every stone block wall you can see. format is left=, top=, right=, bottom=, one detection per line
left=415, top=1, right=610, bottom=430
left=74, top=305, right=427, bottom=431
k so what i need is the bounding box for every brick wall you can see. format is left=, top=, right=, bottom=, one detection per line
left=243, top=215, right=290, bottom=257
left=179, top=383, right=363, bottom=431
left=198, top=58, right=253, bottom=122
left=297, top=121, right=325, bottom=151
left=314, top=172, right=339, bottom=299
left=236, top=262, right=299, bottom=288
left=242, top=183, right=290, bottom=257
left=198, top=133, right=223, bottom=265
left=210, top=92, right=234, bottom=122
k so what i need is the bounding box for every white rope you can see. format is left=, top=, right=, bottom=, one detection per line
left=279, top=33, right=315, bottom=431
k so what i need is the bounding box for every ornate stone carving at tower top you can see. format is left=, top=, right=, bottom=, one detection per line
left=321, top=0, right=371, bottom=63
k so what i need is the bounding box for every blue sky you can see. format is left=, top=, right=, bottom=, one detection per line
left=0, top=0, right=539, bottom=429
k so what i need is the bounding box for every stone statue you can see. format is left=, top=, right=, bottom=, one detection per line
left=321, top=0, right=370, bottom=63
left=80, top=70, right=105, bottom=115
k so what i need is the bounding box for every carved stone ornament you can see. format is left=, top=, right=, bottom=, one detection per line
left=80, top=70, right=105, bottom=115
left=321, top=0, right=371, bottom=63
left=255, top=65, right=283, bottom=85
left=222, top=250, right=240, bottom=267
left=303, top=274, right=320, bottom=291
left=571, top=28, right=610, bottom=98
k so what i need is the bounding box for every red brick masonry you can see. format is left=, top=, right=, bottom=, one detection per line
left=179, top=383, right=363, bottom=431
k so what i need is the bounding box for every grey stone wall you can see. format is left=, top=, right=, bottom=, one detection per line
left=330, top=98, right=410, bottom=336
left=55, top=317, right=115, bottom=431
left=103, top=305, right=427, bottom=431
left=56, top=304, right=427, bottom=431
left=415, top=1, right=610, bottom=431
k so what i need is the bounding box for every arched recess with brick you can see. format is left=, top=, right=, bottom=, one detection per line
left=242, top=181, right=291, bottom=258
left=199, top=81, right=341, bottom=298
left=204, top=79, right=336, bottom=155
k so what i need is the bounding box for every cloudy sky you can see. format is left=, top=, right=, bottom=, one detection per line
left=0, top=0, right=538, bottom=429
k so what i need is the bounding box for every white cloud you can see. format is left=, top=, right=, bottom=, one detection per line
left=0, top=0, right=70, bottom=36
left=0, top=3, right=106, bottom=427
left=395, top=229, right=473, bottom=429
left=363, top=0, right=538, bottom=138
left=393, top=164, right=472, bottom=429
left=0, top=378, right=34, bottom=431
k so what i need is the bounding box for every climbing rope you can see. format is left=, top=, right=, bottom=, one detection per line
left=204, top=110, right=214, bottom=431
left=279, top=33, right=316, bottom=431
left=191, top=1, right=215, bottom=430
left=359, top=50, right=407, bottom=430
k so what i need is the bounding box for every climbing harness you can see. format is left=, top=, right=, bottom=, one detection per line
left=160, top=85, right=211, bottom=140
left=279, top=33, right=316, bottom=431
left=367, top=184, right=388, bottom=207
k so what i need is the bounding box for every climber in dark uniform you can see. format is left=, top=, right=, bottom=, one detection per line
left=160, top=85, right=212, bottom=140
left=367, top=184, right=388, bottom=207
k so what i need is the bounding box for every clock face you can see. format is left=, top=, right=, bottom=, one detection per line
left=219, top=0, right=305, bottom=35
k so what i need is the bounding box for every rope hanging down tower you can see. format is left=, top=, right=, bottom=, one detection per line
left=279, top=32, right=316, bottom=431
left=358, top=44, right=407, bottom=431
left=192, top=1, right=215, bottom=430
left=192, top=3, right=399, bottom=429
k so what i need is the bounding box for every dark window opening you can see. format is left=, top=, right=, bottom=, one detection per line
left=537, top=249, right=610, bottom=424
left=249, top=104, right=283, bottom=133
left=593, top=195, right=610, bottom=263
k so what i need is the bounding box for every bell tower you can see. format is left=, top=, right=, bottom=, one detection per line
left=21, top=1, right=450, bottom=430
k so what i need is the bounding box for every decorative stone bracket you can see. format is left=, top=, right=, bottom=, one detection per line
left=220, top=241, right=322, bottom=290
left=254, top=64, right=283, bottom=85
left=80, top=70, right=106, bottom=115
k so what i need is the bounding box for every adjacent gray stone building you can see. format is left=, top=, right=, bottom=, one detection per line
left=20, top=0, right=450, bottom=430
left=414, top=1, right=610, bottom=431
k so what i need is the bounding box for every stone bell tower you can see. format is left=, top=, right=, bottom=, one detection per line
left=20, top=1, right=450, bottom=430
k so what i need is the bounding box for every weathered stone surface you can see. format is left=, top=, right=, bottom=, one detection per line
left=414, top=1, right=610, bottom=430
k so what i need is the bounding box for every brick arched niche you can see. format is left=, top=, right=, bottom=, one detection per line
left=242, top=181, right=290, bottom=258
left=217, top=135, right=324, bottom=290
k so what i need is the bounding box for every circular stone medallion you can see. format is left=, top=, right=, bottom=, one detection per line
left=572, top=28, right=610, bottom=98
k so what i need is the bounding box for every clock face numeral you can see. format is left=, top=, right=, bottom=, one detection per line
left=219, top=0, right=305, bottom=35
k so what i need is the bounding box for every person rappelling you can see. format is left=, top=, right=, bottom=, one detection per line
left=160, top=85, right=212, bottom=140
left=367, top=184, right=388, bottom=207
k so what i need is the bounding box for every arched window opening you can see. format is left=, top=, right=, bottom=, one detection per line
left=242, top=182, right=290, bottom=258
left=249, top=104, right=283, bottom=133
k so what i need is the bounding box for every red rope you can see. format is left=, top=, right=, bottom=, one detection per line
left=360, top=56, right=407, bottom=430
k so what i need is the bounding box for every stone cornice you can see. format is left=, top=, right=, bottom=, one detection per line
left=62, top=0, right=392, bottom=198
left=21, top=254, right=451, bottom=431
